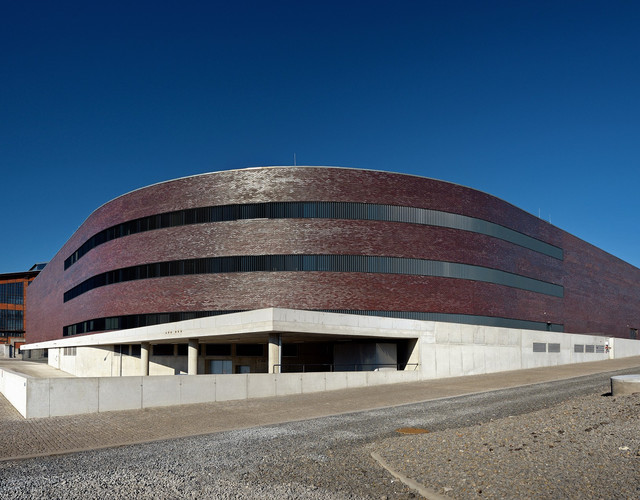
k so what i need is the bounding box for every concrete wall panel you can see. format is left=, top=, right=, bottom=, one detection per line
left=612, top=338, right=640, bottom=358
left=25, top=378, right=50, bottom=419
left=345, top=371, right=369, bottom=389
left=99, top=377, right=142, bottom=412
left=434, top=345, right=451, bottom=378
left=142, top=376, right=181, bottom=408
left=325, top=372, right=348, bottom=392
left=418, top=341, right=437, bottom=380
left=247, top=373, right=277, bottom=399
left=473, top=327, right=486, bottom=345
left=275, top=373, right=302, bottom=396
left=87, top=347, right=114, bottom=377
left=59, top=349, right=76, bottom=375
left=367, top=370, right=420, bottom=386
left=49, top=378, right=99, bottom=417
left=180, top=375, right=216, bottom=405
left=0, top=369, right=28, bottom=417
left=449, top=345, right=464, bottom=376
left=483, top=345, right=499, bottom=373
left=300, top=373, right=326, bottom=394
left=48, top=348, right=60, bottom=370
left=215, top=374, right=247, bottom=401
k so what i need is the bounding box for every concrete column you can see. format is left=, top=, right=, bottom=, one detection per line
left=608, top=337, right=615, bottom=359
left=188, top=339, right=199, bottom=375
left=268, top=334, right=282, bottom=374
left=141, top=343, right=150, bottom=376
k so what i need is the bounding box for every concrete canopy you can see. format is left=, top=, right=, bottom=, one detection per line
left=22, top=308, right=424, bottom=350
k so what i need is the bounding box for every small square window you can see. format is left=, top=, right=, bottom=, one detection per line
left=548, top=343, right=560, bottom=353
left=532, top=342, right=546, bottom=353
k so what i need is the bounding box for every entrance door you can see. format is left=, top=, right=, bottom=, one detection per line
left=209, top=359, right=232, bottom=374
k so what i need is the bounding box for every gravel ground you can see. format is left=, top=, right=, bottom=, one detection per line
left=374, top=391, right=640, bottom=499
left=0, top=370, right=638, bottom=499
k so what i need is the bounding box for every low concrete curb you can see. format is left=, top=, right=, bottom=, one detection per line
left=371, top=451, right=446, bottom=499
left=611, top=374, right=640, bottom=395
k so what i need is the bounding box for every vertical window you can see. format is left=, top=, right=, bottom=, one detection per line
left=0, top=282, right=24, bottom=305
left=0, top=309, right=24, bottom=332
left=209, top=359, right=232, bottom=374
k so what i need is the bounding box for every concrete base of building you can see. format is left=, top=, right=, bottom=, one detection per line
left=11, top=308, right=640, bottom=418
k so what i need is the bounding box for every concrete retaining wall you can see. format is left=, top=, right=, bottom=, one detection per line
left=6, top=323, right=640, bottom=418
left=419, top=324, right=614, bottom=378
left=611, top=338, right=640, bottom=358
left=0, top=369, right=423, bottom=418
left=0, top=368, right=28, bottom=416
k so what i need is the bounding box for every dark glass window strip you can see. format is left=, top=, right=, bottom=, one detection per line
left=236, top=344, right=264, bottom=356
left=0, top=332, right=27, bottom=338
left=62, top=309, right=563, bottom=336
left=0, top=309, right=24, bottom=332
left=206, top=344, right=232, bottom=356
left=153, top=344, right=174, bottom=356
left=64, top=202, right=563, bottom=269
left=62, top=254, right=564, bottom=303
left=63, top=310, right=239, bottom=336
left=0, top=282, right=24, bottom=305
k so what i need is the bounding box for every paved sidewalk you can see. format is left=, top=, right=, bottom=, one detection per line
left=0, top=359, right=73, bottom=378
left=1, top=356, right=639, bottom=461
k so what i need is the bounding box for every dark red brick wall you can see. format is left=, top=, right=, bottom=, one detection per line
left=26, top=167, right=640, bottom=343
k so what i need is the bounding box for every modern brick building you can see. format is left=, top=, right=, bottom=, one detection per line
left=22, top=167, right=640, bottom=381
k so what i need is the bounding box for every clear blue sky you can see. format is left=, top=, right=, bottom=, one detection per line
left=2, top=1, right=639, bottom=274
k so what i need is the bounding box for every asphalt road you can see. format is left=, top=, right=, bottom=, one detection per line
left=1, top=368, right=635, bottom=500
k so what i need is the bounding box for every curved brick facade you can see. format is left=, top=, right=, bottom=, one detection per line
left=26, top=167, right=640, bottom=343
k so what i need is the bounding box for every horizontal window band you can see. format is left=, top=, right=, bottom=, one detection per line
left=64, top=201, right=563, bottom=269
left=63, top=310, right=240, bottom=336
left=63, top=254, right=564, bottom=303
left=62, top=309, right=563, bottom=336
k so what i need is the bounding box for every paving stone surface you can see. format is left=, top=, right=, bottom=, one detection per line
left=0, top=357, right=638, bottom=461
left=1, top=360, right=639, bottom=499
